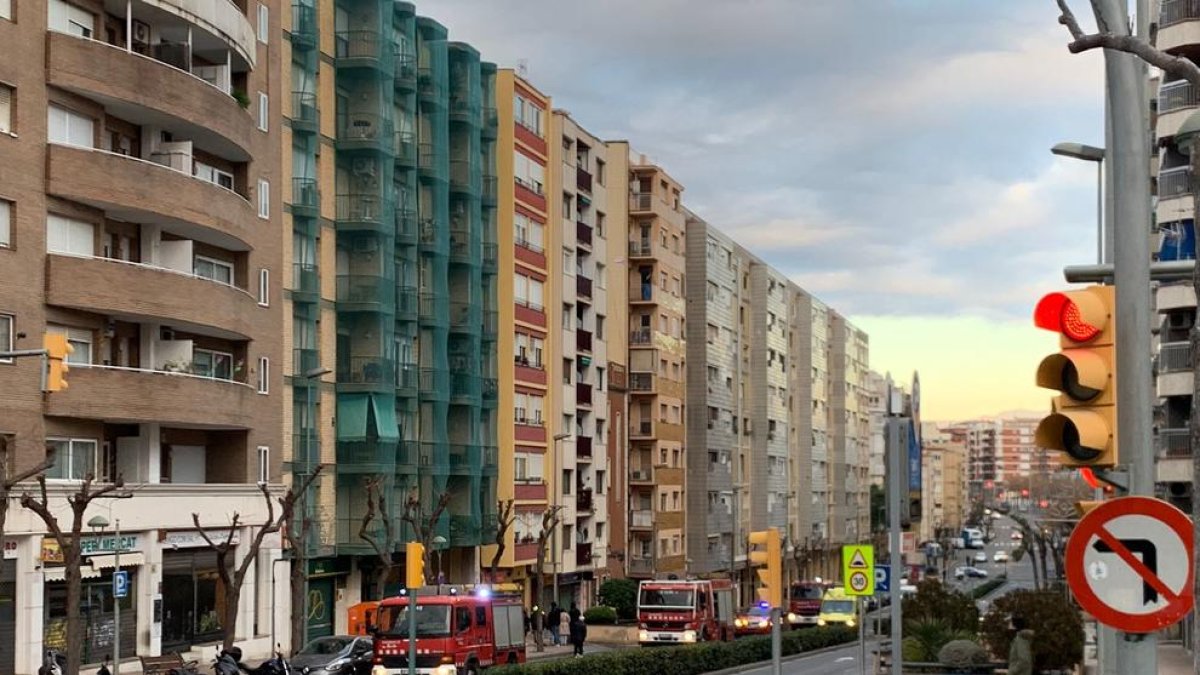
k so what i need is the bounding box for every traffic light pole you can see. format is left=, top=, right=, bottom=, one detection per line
left=770, top=607, right=781, bottom=675
left=1094, top=0, right=1156, bottom=672
left=887, top=415, right=902, bottom=675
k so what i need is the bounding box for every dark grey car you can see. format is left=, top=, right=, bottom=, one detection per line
left=291, top=636, right=374, bottom=675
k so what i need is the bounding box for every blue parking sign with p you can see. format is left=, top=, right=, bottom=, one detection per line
left=874, top=565, right=890, bottom=593
left=113, top=570, right=129, bottom=599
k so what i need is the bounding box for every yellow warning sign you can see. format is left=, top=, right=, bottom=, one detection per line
left=842, top=545, right=874, bottom=596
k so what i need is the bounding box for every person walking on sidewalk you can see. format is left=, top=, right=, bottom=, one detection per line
left=1007, top=615, right=1033, bottom=675
left=569, top=614, right=588, bottom=657
left=547, top=602, right=563, bottom=646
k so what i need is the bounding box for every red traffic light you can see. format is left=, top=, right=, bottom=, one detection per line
left=1034, top=291, right=1104, bottom=343
left=1021, top=489, right=1030, bottom=497
left=1080, top=467, right=1100, bottom=490
left=1039, top=500, right=1049, bottom=508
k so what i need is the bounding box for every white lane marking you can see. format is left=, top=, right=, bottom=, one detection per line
left=835, top=656, right=854, bottom=662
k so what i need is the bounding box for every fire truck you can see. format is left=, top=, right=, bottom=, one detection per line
left=636, top=578, right=735, bottom=645
left=787, top=580, right=830, bottom=627
left=367, top=585, right=526, bottom=675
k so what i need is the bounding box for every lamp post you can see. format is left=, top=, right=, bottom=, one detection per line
left=551, top=432, right=571, bottom=608
left=301, top=366, right=331, bottom=630
left=87, top=514, right=120, bottom=675
left=1050, top=142, right=1105, bottom=263
left=433, top=535, right=448, bottom=587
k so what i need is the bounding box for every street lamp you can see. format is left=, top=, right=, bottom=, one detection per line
left=87, top=514, right=121, bottom=675
left=551, top=432, right=571, bottom=608
left=300, top=366, right=331, bottom=633
left=433, top=535, right=448, bottom=586
left=1051, top=142, right=1105, bottom=263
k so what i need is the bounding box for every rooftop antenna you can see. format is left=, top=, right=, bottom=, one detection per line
left=517, top=58, right=528, bottom=78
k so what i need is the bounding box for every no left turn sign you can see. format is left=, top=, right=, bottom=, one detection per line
left=1066, top=496, right=1194, bottom=633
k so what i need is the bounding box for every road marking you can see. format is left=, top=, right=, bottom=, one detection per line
left=835, top=656, right=854, bottom=662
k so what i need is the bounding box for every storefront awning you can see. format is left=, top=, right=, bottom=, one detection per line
left=337, top=393, right=370, bottom=442
left=88, top=552, right=146, bottom=570
left=43, top=566, right=100, bottom=582
left=371, top=394, right=400, bottom=441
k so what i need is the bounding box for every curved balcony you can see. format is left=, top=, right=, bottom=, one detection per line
left=336, top=113, right=395, bottom=154
left=291, top=92, right=320, bottom=135
left=1159, top=0, right=1200, bottom=53
left=45, top=365, right=256, bottom=428
left=146, top=0, right=257, bottom=67
left=1157, top=166, right=1194, bottom=226
left=47, top=144, right=255, bottom=251
left=335, top=193, right=392, bottom=234
left=336, top=274, right=396, bottom=312
left=47, top=33, right=253, bottom=160
left=335, top=30, right=395, bottom=73
left=290, top=1, right=317, bottom=50
left=46, top=253, right=260, bottom=339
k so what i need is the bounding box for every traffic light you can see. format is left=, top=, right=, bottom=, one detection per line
left=43, top=333, right=74, bottom=392
left=1033, top=286, right=1117, bottom=467
left=405, top=542, right=425, bottom=589
left=748, top=527, right=782, bottom=608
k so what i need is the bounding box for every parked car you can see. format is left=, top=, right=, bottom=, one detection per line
left=291, top=636, right=374, bottom=675
left=734, top=605, right=775, bottom=637
left=966, top=567, right=989, bottom=579
left=993, top=551, right=1009, bottom=563
left=1010, top=531, right=1023, bottom=540
left=973, top=551, right=988, bottom=564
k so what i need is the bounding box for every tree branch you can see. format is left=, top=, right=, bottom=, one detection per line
left=358, top=477, right=391, bottom=565
left=1056, top=0, right=1200, bottom=85
left=20, top=475, right=66, bottom=546
left=234, top=483, right=280, bottom=582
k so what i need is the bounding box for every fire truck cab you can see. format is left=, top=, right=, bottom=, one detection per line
left=369, top=586, right=525, bottom=675
left=636, top=578, right=734, bottom=645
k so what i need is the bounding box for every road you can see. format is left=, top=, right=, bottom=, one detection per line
left=734, top=640, right=879, bottom=675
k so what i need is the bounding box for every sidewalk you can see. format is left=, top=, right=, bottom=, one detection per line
left=1157, top=641, right=1193, bottom=675
left=525, top=635, right=616, bottom=661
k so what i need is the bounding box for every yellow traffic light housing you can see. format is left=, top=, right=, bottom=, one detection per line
left=1033, top=286, right=1116, bottom=467
left=43, top=333, right=74, bottom=393
left=748, top=527, right=782, bottom=608
left=405, top=542, right=425, bottom=589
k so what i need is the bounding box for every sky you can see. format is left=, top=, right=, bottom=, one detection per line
left=428, top=0, right=1107, bottom=421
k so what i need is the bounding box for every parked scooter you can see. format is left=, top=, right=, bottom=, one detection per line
left=213, top=646, right=243, bottom=675
left=246, top=646, right=291, bottom=675
left=213, top=644, right=292, bottom=675
left=37, top=649, right=65, bottom=675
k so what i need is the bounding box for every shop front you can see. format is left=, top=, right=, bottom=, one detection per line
left=306, top=557, right=350, bottom=643
left=160, top=530, right=235, bottom=653
left=0, top=542, right=16, bottom=675
left=42, top=534, right=143, bottom=665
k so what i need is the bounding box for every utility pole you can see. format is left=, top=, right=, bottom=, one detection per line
left=1091, top=0, right=1155, bottom=672
left=885, top=381, right=903, bottom=675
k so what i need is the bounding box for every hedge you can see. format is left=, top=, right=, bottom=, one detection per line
left=583, top=606, right=618, bottom=625
left=488, top=626, right=857, bottom=675
left=970, top=578, right=1006, bottom=600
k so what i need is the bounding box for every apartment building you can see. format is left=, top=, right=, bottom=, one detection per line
left=993, top=417, right=1050, bottom=483
left=602, top=142, right=631, bottom=583
left=285, top=1, right=499, bottom=627
left=542, top=110, right=622, bottom=605
left=919, top=442, right=967, bottom=542
left=0, top=0, right=286, bottom=670
left=495, top=70, right=556, bottom=592
left=788, top=289, right=828, bottom=579
left=944, top=421, right=998, bottom=502
left=626, top=154, right=688, bottom=578
left=828, top=313, right=870, bottom=558
left=865, top=371, right=889, bottom=487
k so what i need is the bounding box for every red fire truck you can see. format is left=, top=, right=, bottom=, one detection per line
left=369, top=586, right=525, bottom=675
left=787, top=580, right=830, bottom=627
left=636, top=578, right=735, bottom=645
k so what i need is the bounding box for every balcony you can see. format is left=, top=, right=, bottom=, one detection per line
left=482, top=378, right=498, bottom=405
left=629, top=193, right=653, bottom=213
left=336, top=274, right=395, bottom=312
left=629, top=372, right=655, bottom=393
left=47, top=145, right=254, bottom=250
left=576, top=435, right=593, bottom=459
left=396, top=285, right=418, bottom=318
left=628, top=240, right=653, bottom=258
left=482, top=309, right=498, bottom=341
left=396, top=207, right=418, bottom=246
left=1158, top=427, right=1191, bottom=458
left=575, top=542, right=594, bottom=567
left=419, top=368, right=450, bottom=400
left=629, top=328, right=653, bottom=346
left=335, top=193, right=390, bottom=233
left=576, top=488, right=594, bottom=512
left=482, top=106, right=498, bottom=136
left=334, top=30, right=394, bottom=72
left=292, top=177, right=320, bottom=218
left=47, top=32, right=253, bottom=160
left=628, top=557, right=654, bottom=575
left=576, top=221, right=593, bottom=247
left=293, top=348, right=320, bottom=376
left=1159, top=166, right=1193, bottom=201
left=482, top=243, right=499, bottom=273
left=292, top=263, right=319, bottom=302
left=291, top=92, right=319, bottom=135
left=290, top=2, right=317, bottom=50
left=394, top=131, right=417, bottom=168
left=576, top=382, right=593, bottom=407
left=450, top=301, right=482, bottom=334
left=576, top=276, right=593, bottom=301
left=394, top=50, right=416, bottom=92
left=630, top=284, right=657, bottom=303
left=629, top=469, right=653, bottom=485
left=630, top=420, right=654, bottom=438
left=46, top=365, right=255, bottom=428
left=417, top=66, right=443, bottom=102
left=1158, top=341, right=1194, bottom=397
left=336, top=113, right=394, bottom=153
left=1159, top=0, right=1200, bottom=51
left=577, top=168, right=593, bottom=193
left=450, top=372, right=481, bottom=403
left=449, top=158, right=476, bottom=195
left=576, top=329, right=593, bottom=353
left=449, top=229, right=476, bottom=266
left=1159, top=81, right=1200, bottom=141
left=482, top=175, right=498, bottom=206
left=45, top=254, right=259, bottom=339
left=449, top=95, right=479, bottom=125
left=417, top=143, right=438, bottom=172
left=396, top=362, right=418, bottom=396
left=337, top=356, right=395, bottom=392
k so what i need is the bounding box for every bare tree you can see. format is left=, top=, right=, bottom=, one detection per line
left=21, top=473, right=125, bottom=675
left=487, top=498, right=515, bottom=583
left=528, top=505, right=562, bottom=653
left=0, top=441, right=54, bottom=567
left=358, top=476, right=398, bottom=598
left=192, top=471, right=321, bottom=650
left=399, top=490, right=451, bottom=583
left=278, top=465, right=324, bottom=654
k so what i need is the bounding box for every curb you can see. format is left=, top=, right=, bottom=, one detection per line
left=701, top=639, right=863, bottom=675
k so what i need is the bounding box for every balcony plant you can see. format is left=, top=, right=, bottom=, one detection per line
left=232, top=88, right=251, bottom=109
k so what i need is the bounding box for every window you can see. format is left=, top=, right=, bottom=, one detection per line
left=0, top=314, right=11, bottom=363
left=0, top=0, right=10, bottom=20
left=595, top=160, right=605, bottom=186
left=193, top=348, right=233, bottom=379
left=257, top=93, right=269, bottom=131
left=257, top=2, right=269, bottom=42
left=596, top=470, right=605, bottom=494
left=530, top=394, right=543, bottom=423
left=258, top=268, right=269, bottom=306
left=531, top=336, right=544, bottom=367
left=0, top=199, right=10, bottom=248
left=257, top=446, right=269, bottom=483
left=562, top=469, right=572, bottom=495
left=258, top=356, right=270, bottom=393
left=514, top=94, right=542, bottom=136
left=49, top=0, right=93, bottom=36
left=562, top=192, right=572, bottom=220
left=595, top=315, right=604, bottom=339
left=562, top=304, right=572, bottom=330
left=513, top=151, right=545, bottom=195
left=563, top=358, right=572, bottom=384
left=0, top=85, right=11, bottom=134
left=514, top=392, right=528, bottom=423
left=562, top=248, right=572, bottom=270
left=194, top=255, right=234, bottom=285
left=257, top=179, right=270, bottom=218
left=47, top=105, right=93, bottom=147
left=45, top=438, right=97, bottom=480
left=514, top=212, right=544, bottom=251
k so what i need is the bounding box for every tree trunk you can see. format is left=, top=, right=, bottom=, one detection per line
left=65, top=548, right=83, bottom=675
left=223, top=583, right=241, bottom=651
left=290, top=559, right=307, bottom=653
left=1189, top=138, right=1200, bottom=671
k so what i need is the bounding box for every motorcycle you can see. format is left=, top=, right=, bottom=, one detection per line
left=246, top=646, right=292, bottom=675
left=37, top=649, right=65, bottom=675
left=214, top=645, right=292, bottom=675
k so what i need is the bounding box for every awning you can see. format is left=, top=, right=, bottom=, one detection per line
left=44, top=566, right=101, bottom=582
left=337, top=393, right=370, bottom=442
left=88, top=552, right=146, bottom=570
left=371, top=394, right=400, bottom=442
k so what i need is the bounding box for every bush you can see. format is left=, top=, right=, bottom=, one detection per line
left=487, top=626, right=857, bottom=675
left=583, top=606, right=617, bottom=625
left=970, top=577, right=1006, bottom=599
left=902, top=579, right=979, bottom=633
left=902, top=619, right=974, bottom=662
left=938, top=639, right=989, bottom=668
left=597, top=578, right=639, bottom=621
left=978, top=589, right=1083, bottom=672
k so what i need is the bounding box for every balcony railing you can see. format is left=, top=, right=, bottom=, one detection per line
left=292, top=177, right=319, bottom=214
left=336, top=274, right=395, bottom=306
left=336, top=113, right=394, bottom=145
left=334, top=30, right=394, bottom=69
left=338, top=356, right=394, bottom=385
left=576, top=221, right=593, bottom=247
left=576, top=329, right=592, bottom=353
left=290, top=2, right=317, bottom=48
left=335, top=193, right=387, bottom=225
left=1160, top=80, right=1200, bottom=114
left=1160, top=341, right=1193, bottom=373
left=631, top=420, right=653, bottom=437
left=576, top=382, right=593, bottom=406
left=1159, top=166, right=1194, bottom=199
left=630, top=372, right=655, bottom=392
left=630, top=328, right=652, bottom=345
left=292, top=262, right=319, bottom=296
left=1158, top=427, right=1191, bottom=457
left=394, top=131, right=416, bottom=165
left=628, top=240, right=652, bottom=257
left=575, top=542, right=594, bottom=567
left=577, top=168, right=593, bottom=193
left=630, top=284, right=656, bottom=302
left=576, top=488, right=593, bottom=512
left=630, top=469, right=652, bottom=483
left=629, top=193, right=652, bottom=212
left=576, top=276, right=593, bottom=300
left=1161, top=0, right=1200, bottom=27
left=293, top=347, right=319, bottom=375
left=628, top=557, right=654, bottom=574
left=290, top=92, right=319, bottom=131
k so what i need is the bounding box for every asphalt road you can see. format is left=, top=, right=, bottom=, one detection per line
left=733, top=640, right=879, bottom=675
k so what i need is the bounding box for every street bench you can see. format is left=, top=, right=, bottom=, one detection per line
left=139, top=653, right=196, bottom=675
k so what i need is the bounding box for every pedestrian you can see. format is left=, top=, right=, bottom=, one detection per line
left=522, top=607, right=530, bottom=636
left=568, top=602, right=580, bottom=622
left=1007, top=615, right=1033, bottom=675
left=547, top=601, right=563, bottom=646
left=569, top=614, right=587, bottom=657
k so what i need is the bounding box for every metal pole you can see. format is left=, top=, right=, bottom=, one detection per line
left=770, top=606, right=781, bottom=675
left=553, top=437, right=560, bottom=608
left=888, top=416, right=903, bottom=675
left=859, top=598, right=867, bottom=675
left=407, top=594, right=416, bottom=675
left=1094, top=0, right=1156, bottom=672
left=1096, top=161, right=1104, bottom=264
left=114, top=518, right=121, bottom=675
